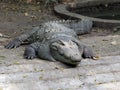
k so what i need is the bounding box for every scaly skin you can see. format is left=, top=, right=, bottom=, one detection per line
left=5, top=19, right=94, bottom=66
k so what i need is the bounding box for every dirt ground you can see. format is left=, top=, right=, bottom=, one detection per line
left=0, top=2, right=119, bottom=57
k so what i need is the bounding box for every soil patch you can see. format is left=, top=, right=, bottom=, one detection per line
left=0, top=2, right=119, bottom=57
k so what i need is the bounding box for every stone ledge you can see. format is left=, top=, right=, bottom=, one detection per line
left=54, top=0, right=120, bottom=29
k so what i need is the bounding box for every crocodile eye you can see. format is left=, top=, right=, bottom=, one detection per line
left=51, top=42, right=58, bottom=50
left=59, top=42, right=65, bottom=46
left=57, top=40, right=65, bottom=46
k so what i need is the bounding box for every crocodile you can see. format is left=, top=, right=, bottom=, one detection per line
left=5, top=19, right=94, bottom=66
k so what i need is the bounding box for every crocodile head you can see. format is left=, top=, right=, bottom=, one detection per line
left=50, top=39, right=82, bottom=65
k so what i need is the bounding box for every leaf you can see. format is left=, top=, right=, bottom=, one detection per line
left=39, top=76, right=43, bottom=80
left=23, top=75, right=28, bottom=78
left=13, top=61, right=20, bottom=65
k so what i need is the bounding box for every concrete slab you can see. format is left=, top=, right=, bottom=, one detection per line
left=0, top=39, right=120, bottom=90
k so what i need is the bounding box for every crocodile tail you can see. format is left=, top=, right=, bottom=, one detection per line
left=68, top=19, right=93, bottom=35
left=51, top=19, right=93, bottom=35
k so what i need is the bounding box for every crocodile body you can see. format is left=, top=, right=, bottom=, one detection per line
left=5, top=19, right=94, bottom=66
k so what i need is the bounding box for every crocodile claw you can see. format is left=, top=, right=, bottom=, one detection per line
left=24, top=54, right=36, bottom=59
left=82, top=46, right=94, bottom=59
left=5, top=40, right=21, bottom=49
left=24, top=46, right=36, bottom=60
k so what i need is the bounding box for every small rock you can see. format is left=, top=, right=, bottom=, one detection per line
left=0, top=33, right=3, bottom=37
left=24, top=12, right=28, bottom=16
left=105, top=4, right=108, bottom=7
left=55, top=67, right=59, bottom=69
left=102, top=39, right=109, bottom=41
left=111, top=41, right=117, bottom=45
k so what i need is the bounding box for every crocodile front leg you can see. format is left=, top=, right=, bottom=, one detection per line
left=24, top=42, right=56, bottom=61
left=5, top=27, right=39, bottom=49
left=5, top=34, right=32, bottom=49
left=37, top=43, right=56, bottom=61
left=73, top=38, right=94, bottom=59
left=82, top=46, right=94, bottom=59
left=24, top=42, right=39, bottom=59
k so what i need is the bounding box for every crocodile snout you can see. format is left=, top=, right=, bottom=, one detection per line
left=69, top=55, right=82, bottom=65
